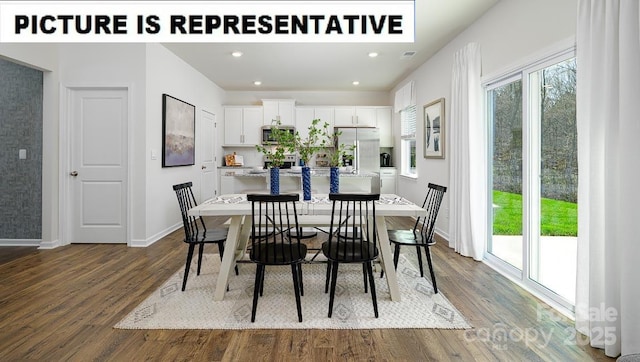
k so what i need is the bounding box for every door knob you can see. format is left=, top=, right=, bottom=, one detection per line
left=202, top=165, right=207, bottom=170
left=70, top=171, right=78, bottom=176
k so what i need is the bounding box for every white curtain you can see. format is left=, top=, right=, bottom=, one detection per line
left=448, top=42, right=484, bottom=261
left=575, top=0, right=640, bottom=357
left=394, top=81, right=415, bottom=112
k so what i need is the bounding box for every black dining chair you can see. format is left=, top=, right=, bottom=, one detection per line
left=382, top=183, right=446, bottom=293
left=247, top=193, right=307, bottom=323
left=323, top=193, right=380, bottom=318
left=172, top=182, right=236, bottom=291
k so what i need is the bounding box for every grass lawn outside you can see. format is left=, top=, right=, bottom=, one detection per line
left=492, top=190, right=577, bottom=236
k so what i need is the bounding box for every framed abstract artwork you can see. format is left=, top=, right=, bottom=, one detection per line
left=423, top=97, right=445, bottom=159
left=162, top=94, right=195, bottom=167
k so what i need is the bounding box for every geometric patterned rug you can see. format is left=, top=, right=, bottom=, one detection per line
left=115, top=254, right=471, bottom=330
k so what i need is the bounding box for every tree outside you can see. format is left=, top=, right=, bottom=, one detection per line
left=492, top=58, right=577, bottom=236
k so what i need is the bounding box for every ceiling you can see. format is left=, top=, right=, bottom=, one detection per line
left=163, top=0, right=498, bottom=92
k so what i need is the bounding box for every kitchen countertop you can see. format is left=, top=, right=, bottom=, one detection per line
left=222, top=169, right=379, bottom=178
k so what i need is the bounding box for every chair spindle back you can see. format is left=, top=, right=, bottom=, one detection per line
left=172, top=182, right=206, bottom=240
left=326, top=193, right=380, bottom=262
left=416, top=183, right=447, bottom=243
left=247, top=193, right=303, bottom=264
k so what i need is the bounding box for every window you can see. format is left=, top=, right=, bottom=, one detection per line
left=488, top=76, right=523, bottom=269
left=400, top=105, right=417, bottom=177
left=485, top=47, right=577, bottom=312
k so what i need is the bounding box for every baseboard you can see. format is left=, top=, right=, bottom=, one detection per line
left=434, top=227, right=449, bottom=243
left=1, top=225, right=183, bottom=249
left=129, top=222, right=182, bottom=248
left=0, top=239, right=42, bottom=247
left=38, top=239, right=62, bottom=249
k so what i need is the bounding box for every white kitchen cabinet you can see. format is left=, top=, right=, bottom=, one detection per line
left=223, top=106, right=263, bottom=146
left=295, top=107, right=314, bottom=135
left=380, top=167, right=397, bottom=194
left=263, top=99, right=295, bottom=126
left=376, top=107, right=393, bottom=147
left=355, top=107, right=377, bottom=127
left=295, top=106, right=334, bottom=145
left=333, top=106, right=380, bottom=127
left=333, top=106, right=356, bottom=126
left=314, top=107, right=334, bottom=131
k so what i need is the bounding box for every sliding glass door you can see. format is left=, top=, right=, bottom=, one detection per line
left=487, top=50, right=577, bottom=309
left=529, top=57, right=577, bottom=304
left=488, top=77, right=523, bottom=271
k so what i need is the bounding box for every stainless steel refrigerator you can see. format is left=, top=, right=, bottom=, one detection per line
left=335, top=127, right=380, bottom=173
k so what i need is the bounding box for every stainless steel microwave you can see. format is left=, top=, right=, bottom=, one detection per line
left=261, top=126, right=295, bottom=145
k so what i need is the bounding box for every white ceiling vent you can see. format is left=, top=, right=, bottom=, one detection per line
left=401, top=51, right=417, bottom=59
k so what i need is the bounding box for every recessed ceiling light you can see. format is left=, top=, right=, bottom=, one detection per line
left=231, top=51, right=243, bottom=57
left=352, top=81, right=360, bottom=86
left=253, top=81, right=262, bottom=86
left=368, top=52, right=379, bottom=58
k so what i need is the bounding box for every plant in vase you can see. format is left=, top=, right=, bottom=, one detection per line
left=256, top=120, right=295, bottom=195
left=293, top=118, right=324, bottom=200
left=318, top=123, right=355, bottom=193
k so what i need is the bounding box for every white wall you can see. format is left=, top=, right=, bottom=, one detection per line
left=60, top=43, right=226, bottom=245
left=0, top=44, right=58, bottom=71
left=58, top=43, right=149, bottom=244
left=391, top=0, right=578, bottom=238
left=144, top=44, right=226, bottom=245
left=0, top=44, right=60, bottom=247
left=2, top=43, right=226, bottom=247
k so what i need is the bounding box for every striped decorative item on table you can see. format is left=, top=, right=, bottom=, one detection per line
left=302, top=166, right=311, bottom=200
left=329, top=167, right=339, bottom=193
left=270, top=167, right=280, bottom=195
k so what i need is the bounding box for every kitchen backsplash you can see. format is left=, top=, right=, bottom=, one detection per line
left=222, top=147, right=329, bottom=167
left=222, top=147, right=263, bottom=167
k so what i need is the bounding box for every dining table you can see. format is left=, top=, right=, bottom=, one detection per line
left=188, top=193, right=427, bottom=302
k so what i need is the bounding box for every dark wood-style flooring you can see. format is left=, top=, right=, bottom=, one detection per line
left=0, top=216, right=613, bottom=361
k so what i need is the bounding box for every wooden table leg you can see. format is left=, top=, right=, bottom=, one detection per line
left=375, top=215, right=401, bottom=301
left=214, top=215, right=246, bottom=301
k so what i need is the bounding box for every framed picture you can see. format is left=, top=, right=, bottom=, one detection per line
left=423, top=98, right=445, bottom=159
left=162, top=94, right=195, bottom=167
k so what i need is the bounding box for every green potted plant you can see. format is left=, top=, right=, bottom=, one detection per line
left=295, top=118, right=324, bottom=166
left=318, top=122, right=355, bottom=193
left=255, top=120, right=295, bottom=194
left=294, top=118, right=324, bottom=200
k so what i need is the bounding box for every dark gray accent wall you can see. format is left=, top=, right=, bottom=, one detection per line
left=0, top=58, right=43, bottom=239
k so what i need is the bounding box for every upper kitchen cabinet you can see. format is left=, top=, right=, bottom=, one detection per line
left=355, top=107, right=377, bottom=127
left=295, top=106, right=334, bottom=145
left=224, top=106, right=263, bottom=146
left=334, top=106, right=376, bottom=127
left=262, top=99, right=295, bottom=126
left=376, top=107, right=393, bottom=147
left=334, top=106, right=357, bottom=126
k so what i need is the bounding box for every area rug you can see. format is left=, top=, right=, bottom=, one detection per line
left=115, top=254, right=471, bottom=330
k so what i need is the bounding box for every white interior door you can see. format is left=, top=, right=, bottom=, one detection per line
left=70, top=88, right=128, bottom=243
left=201, top=110, right=217, bottom=200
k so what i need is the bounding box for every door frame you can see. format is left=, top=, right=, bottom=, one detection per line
left=483, top=43, right=577, bottom=317
left=200, top=109, right=219, bottom=200
left=58, top=84, right=134, bottom=246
